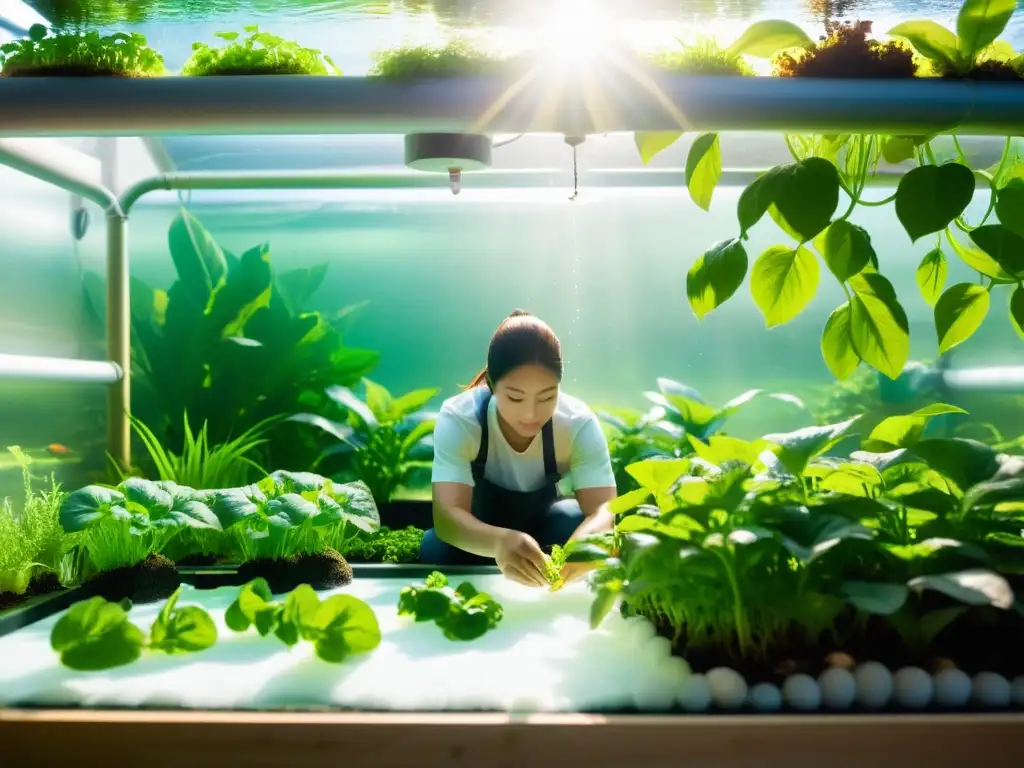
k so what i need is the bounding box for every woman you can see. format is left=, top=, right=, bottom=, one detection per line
left=421, top=310, right=618, bottom=587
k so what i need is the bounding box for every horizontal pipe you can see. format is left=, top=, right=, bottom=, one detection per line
left=0, top=138, right=122, bottom=214
left=0, top=354, right=123, bottom=384
left=0, top=76, right=1023, bottom=137
left=119, top=167, right=910, bottom=210
left=943, top=366, right=1024, bottom=394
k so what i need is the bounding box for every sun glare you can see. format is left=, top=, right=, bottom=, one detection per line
left=530, top=1, right=620, bottom=71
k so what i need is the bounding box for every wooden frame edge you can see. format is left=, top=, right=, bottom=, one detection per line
left=2, top=708, right=1022, bottom=767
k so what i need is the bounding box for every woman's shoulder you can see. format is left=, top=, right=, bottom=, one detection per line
left=438, top=388, right=485, bottom=423
left=554, top=391, right=600, bottom=427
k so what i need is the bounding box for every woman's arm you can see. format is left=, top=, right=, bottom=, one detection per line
left=432, top=482, right=509, bottom=558
left=566, top=414, right=619, bottom=541
left=569, top=485, right=616, bottom=540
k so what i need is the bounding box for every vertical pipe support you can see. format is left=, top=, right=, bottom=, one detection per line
left=106, top=211, right=131, bottom=473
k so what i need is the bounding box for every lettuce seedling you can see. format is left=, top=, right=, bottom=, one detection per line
left=544, top=544, right=567, bottom=590
left=182, top=25, right=340, bottom=76
left=50, top=586, right=216, bottom=671
left=397, top=571, right=504, bottom=641
left=224, top=578, right=381, bottom=662
left=341, top=524, right=424, bottom=564
left=0, top=24, right=165, bottom=77
left=60, top=478, right=222, bottom=573
left=211, top=471, right=379, bottom=562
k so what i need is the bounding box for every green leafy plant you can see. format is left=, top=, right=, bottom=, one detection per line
left=0, top=23, right=165, bottom=77
left=368, top=38, right=510, bottom=79
left=293, top=379, right=438, bottom=505
left=125, top=413, right=275, bottom=490
left=50, top=586, right=216, bottom=671
left=397, top=571, right=504, bottom=641
left=574, top=403, right=1020, bottom=672
left=888, top=0, right=1023, bottom=79
left=81, top=208, right=379, bottom=474
left=341, top=525, right=424, bottom=563
left=225, top=577, right=381, bottom=662
left=773, top=20, right=918, bottom=78
left=182, top=25, right=340, bottom=76
left=544, top=543, right=567, bottom=589
left=210, top=470, right=379, bottom=562
left=600, top=377, right=806, bottom=493
left=59, top=478, right=222, bottom=573
left=0, top=447, right=74, bottom=597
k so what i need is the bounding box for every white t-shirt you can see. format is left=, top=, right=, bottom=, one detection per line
left=431, top=388, right=616, bottom=493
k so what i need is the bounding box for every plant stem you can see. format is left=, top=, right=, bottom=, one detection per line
left=857, top=191, right=898, bottom=207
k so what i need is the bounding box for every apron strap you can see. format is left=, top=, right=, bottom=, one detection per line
left=469, top=387, right=561, bottom=484
left=470, top=388, right=490, bottom=482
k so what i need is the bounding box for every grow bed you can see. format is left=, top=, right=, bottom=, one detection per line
left=0, top=566, right=1021, bottom=767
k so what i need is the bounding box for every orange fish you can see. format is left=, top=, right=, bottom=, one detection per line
left=46, top=444, right=71, bottom=455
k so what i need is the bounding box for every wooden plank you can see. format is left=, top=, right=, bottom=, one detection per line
left=1, top=708, right=1021, bottom=767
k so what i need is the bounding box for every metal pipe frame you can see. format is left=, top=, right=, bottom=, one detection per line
left=0, top=354, right=122, bottom=384
left=1, top=76, right=1024, bottom=137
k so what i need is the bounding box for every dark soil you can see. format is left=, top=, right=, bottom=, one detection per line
left=0, top=572, right=62, bottom=612
left=237, top=549, right=354, bottom=595
left=649, top=596, right=1024, bottom=684
left=2, top=65, right=131, bottom=77
left=88, top=554, right=180, bottom=604
left=943, top=60, right=1024, bottom=81
left=774, top=20, right=918, bottom=79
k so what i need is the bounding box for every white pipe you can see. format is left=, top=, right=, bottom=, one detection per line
left=943, top=366, right=1024, bottom=394
left=0, top=354, right=122, bottom=384
left=0, top=138, right=121, bottom=214
left=0, top=76, right=1021, bottom=137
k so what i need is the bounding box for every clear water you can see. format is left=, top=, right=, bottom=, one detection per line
left=1, top=0, right=1023, bottom=501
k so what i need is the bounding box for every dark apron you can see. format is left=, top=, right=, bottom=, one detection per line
left=469, top=388, right=561, bottom=533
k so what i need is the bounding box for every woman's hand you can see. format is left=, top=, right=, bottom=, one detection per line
left=559, top=559, right=599, bottom=586
left=495, top=530, right=548, bottom=587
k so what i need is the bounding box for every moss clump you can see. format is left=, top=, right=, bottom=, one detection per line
left=646, top=37, right=754, bottom=76
left=88, top=553, right=180, bottom=604
left=367, top=39, right=511, bottom=79
left=942, top=58, right=1024, bottom=81
left=773, top=20, right=917, bottom=79
left=341, top=525, right=423, bottom=564
left=0, top=24, right=165, bottom=77
left=182, top=25, right=339, bottom=76
left=237, top=549, right=353, bottom=594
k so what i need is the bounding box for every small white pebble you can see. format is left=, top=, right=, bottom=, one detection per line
left=818, top=667, right=857, bottom=710
left=678, top=674, right=712, bottom=712
left=747, top=682, right=782, bottom=712
left=854, top=661, right=893, bottom=709
left=706, top=667, right=748, bottom=709
left=893, top=667, right=933, bottom=709
left=933, top=668, right=972, bottom=708
left=646, top=635, right=674, bottom=659
left=783, top=673, right=821, bottom=711
left=972, top=672, right=1012, bottom=709
left=625, top=616, right=657, bottom=644
left=1011, top=676, right=1024, bottom=707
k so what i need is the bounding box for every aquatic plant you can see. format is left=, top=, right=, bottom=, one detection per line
left=210, top=470, right=379, bottom=564
left=397, top=571, right=504, bottom=641
left=600, top=377, right=806, bottom=493
left=225, top=578, right=381, bottom=662
left=341, top=524, right=424, bottom=563
left=50, top=586, right=217, bottom=671
left=181, top=25, right=340, bottom=76
left=59, top=477, right=221, bottom=573
left=293, top=379, right=438, bottom=505
left=81, top=208, right=379, bottom=473
left=575, top=403, right=1022, bottom=677
left=126, top=412, right=275, bottom=490
left=888, top=0, right=1023, bottom=80
left=773, top=20, right=918, bottom=79
left=0, top=23, right=165, bottom=77
left=647, top=36, right=755, bottom=77
left=367, top=38, right=511, bottom=79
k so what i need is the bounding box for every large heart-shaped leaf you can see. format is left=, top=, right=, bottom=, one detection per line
left=848, top=272, right=910, bottom=379
left=916, top=248, right=947, bottom=306
left=895, top=164, right=976, bottom=242
left=820, top=302, right=860, bottom=379
left=750, top=245, right=820, bottom=328
left=686, top=238, right=748, bottom=320
left=934, top=282, right=991, bottom=354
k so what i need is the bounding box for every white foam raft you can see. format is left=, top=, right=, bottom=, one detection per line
left=0, top=574, right=1022, bottom=713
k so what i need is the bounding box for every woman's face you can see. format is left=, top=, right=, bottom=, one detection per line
left=492, top=363, right=560, bottom=441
